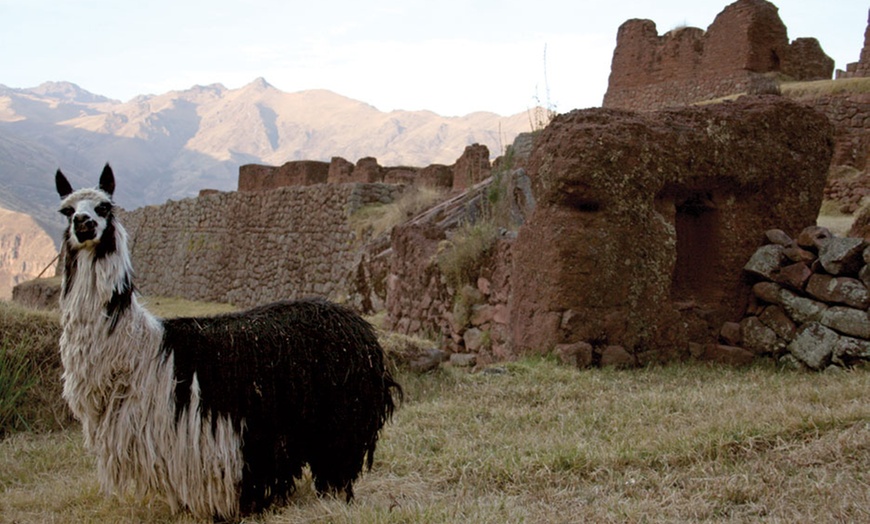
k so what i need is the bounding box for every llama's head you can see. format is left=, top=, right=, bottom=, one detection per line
left=56, top=164, right=118, bottom=255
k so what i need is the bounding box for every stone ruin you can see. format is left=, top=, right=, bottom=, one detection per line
left=15, top=1, right=866, bottom=373
left=737, top=226, right=870, bottom=370
left=603, top=0, right=833, bottom=112
left=238, top=144, right=492, bottom=193
left=371, top=95, right=835, bottom=368
left=601, top=0, right=869, bottom=234
left=14, top=96, right=838, bottom=370
left=509, top=96, right=833, bottom=366
left=837, top=9, right=870, bottom=79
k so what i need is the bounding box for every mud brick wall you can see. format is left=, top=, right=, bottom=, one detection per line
left=603, top=0, right=833, bottom=111
left=119, top=183, right=402, bottom=308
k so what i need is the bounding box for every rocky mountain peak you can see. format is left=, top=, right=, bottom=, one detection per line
left=28, top=81, right=114, bottom=104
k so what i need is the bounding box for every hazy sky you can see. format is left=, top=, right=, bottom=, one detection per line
left=1, top=0, right=867, bottom=116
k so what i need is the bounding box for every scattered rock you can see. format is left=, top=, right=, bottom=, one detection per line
left=805, top=274, right=870, bottom=309
left=744, top=244, right=785, bottom=280
left=555, top=341, right=594, bottom=369
left=820, top=306, right=870, bottom=339
left=449, top=353, right=477, bottom=367
left=788, top=322, right=836, bottom=370
left=818, top=237, right=866, bottom=276
left=757, top=305, right=797, bottom=343
left=782, top=244, right=816, bottom=264
left=796, top=226, right=833, bottom=251
left=463, top=328, right=488, bottom=352
left=765, top=229, right=793, bottom=246
left=599, top=345, right=636, bottom=368
left=719, top=321, right=742, bottom=346
left=409, top=349, right=448, bottom=373
left=740, top=316, right=779, bottom=355
left=773, top=262, right=812, bottom=290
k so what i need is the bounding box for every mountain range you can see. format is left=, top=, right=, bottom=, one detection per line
left=0, top=78, right=535, bottom=247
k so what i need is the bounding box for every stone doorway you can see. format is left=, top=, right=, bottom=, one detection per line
left=670, top=191, right=720, bottom=303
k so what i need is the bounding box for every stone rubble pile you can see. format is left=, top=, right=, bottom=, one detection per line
left=733, top=226, right=870, bottom=370
left=823, top=170, right=870, bottom=214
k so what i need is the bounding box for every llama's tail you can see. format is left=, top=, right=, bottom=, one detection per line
left=383, top=370, right=403, bottom=420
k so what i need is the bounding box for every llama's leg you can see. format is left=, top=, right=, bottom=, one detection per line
left=308, top=445, right=363, bottom=502
left=312, top=472, right=355, bottom=502
left=238, top=433, right=305, bottom=514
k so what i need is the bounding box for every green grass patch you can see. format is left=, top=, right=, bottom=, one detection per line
left=436, top=221, right=500, bottom=291
left=0, top=337, right=37, bottom=436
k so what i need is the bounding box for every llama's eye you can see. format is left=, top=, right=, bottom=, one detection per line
left=95, top=202, right=112, bottom=217
left=60, top=207, right=74, bottom=217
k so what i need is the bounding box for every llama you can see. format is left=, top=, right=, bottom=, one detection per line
left=54, top=164, right=402, bottom=520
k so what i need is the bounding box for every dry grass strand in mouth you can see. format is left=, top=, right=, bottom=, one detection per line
left=3, top=358, right=870, bottom=523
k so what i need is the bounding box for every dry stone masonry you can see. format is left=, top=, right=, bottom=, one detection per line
left=801, top=94, right=870, bottom=173
left=738, top=226, right=870, bottom=369
left=120, top=183, right=402, bottom=308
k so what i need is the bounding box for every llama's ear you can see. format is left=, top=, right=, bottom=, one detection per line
left=56, top=170, right=73, bottom=198
left=99, top=163, right=115, bottom=197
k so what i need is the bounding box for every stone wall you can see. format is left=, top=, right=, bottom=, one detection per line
left=382, top=178, right=519, bottom=364
left=734, top=226, right=870, bottom=370
left=240, top=144, right=492, bottom=193
left=120, top=183, right=402, bottom=308
left=238, top=160, right=329, bottom=190
left=801, top=94, right=870, bottom=172
left=603, top=0, right=833, bottom=111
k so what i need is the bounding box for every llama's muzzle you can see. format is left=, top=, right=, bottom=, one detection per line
left=73, top=215, right=97, bottom=242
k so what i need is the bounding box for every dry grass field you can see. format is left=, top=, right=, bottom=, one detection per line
left=2, top=355, right=869, bottom=523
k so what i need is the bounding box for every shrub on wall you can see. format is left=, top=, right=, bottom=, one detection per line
left=437, top=221, right=500, bottom=291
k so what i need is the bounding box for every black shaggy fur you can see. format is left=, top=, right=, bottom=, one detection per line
left=160, top=298, right=402, bottom=513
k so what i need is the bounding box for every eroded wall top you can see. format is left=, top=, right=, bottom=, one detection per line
left=603, top=0, right=833, bottom=111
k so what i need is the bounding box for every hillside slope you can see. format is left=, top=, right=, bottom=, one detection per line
left=0, top=79, right=533, bottom=242
left=0, top=208, right=57, bottom=300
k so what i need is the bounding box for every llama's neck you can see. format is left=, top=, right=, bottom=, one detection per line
left=59, top=221, right=156, bottom=334
left=58, top=219, right=164, bottom=432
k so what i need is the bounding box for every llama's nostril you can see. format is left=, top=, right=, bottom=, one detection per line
left=73, top=215, right=96, bottom=229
